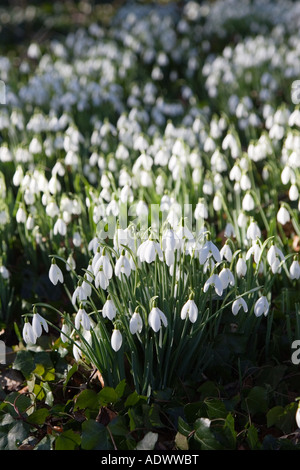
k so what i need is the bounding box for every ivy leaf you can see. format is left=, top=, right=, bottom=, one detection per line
left=194, top=418, right=223, bottom=450
left=12, top=350, right=35, bottom=379
left=55, top=429, right=81, bottom=450
left=81, top=420, right=112, bottom=450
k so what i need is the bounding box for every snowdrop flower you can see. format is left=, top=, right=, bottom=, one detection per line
left=242, top=193, right=255, bottom=212
left=0, top=265, right=10, bottom=279
left=16, top=206, right=26, bottom=224
left=194, top=200, right=208, bottom=220
left=246, top=220, right=261, bottom=241
left=267, top=245, right=285, bottom=273
left=75, top=306, right=90, bottom=331
left=148, top=306, right=168, bottom=332
left=61, top=321, right=71, bottom=343
left=277, top=206, right=290, bottom=225
left=237, top=211, right=248, bottom=228
left=203, top=274, right=223, bottom=296
left=49, top=259, right=64, bottom=285
left=72, top=282, right=87, bottom=306
left=73, top=341, right=82, bottom=362
left=81, top=276, right=92, bottom=298
left=254, top=296, right=270, bottom=317
left=66, top=253, right=76, bottom=272
left=32, top=310, right=49, bottom=338
left=129, top=311, right=143, bottom=334
left=115, top=251, right=131, bottom=278
left=137, top=238, right=163, bottom=263
left=290, top=258, right=300, bottom=280
left=111, top=329, right=122, bottom=352
left=246, top=240, right=262, bottom=264
left=224, top=223, right=235, bottom=238
left=53, top=217, right=67, bottom=236
left=232, top=297, right=248, bottom=316
left=102, top=297, right=117, bottom=321
left=236, top=256, right=247, bottom=277
left=94, top=252, right=113, bottom=279
left=219, top=268, right=235, bottom=289
left=220, top=242, right=233, bottom=262
left=22, top=320, right=37, bottom=344
left=199, top=238, right=221, bottom=265
left=180, top=297, right=198, bottom=323
left=95, top=268, right=110, bottom=290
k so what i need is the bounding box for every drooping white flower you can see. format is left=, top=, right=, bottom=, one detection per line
left=95, top=269, right=109, bottom=290
left=148, top=306, right=168, bottom=332
left=220, top=243, right=233, bottom=262
left=254, top=296, right=270, bottom=317
left=246, top=220, right=261, bottom=241
left=61, top=322, right=71, bottom=343
left=0, top=265, right=10, bottom=279
left=115, top=253, right=131, bottom=278
left=267, top=245, right=285, bottom=273
left=203, top=274, right=223, bottom=296
left=137, top=238, right=163, bottom=263
left=102, top=297, right=117, bottom=321
left=219, top=268, right=235, bottom=289
left=72, top=283, right=87, bottom=306
left=242, top=193, right=255, bottom=212
left=22, top=321, right=37, bottom=344
left=32, top=312, right=49, bottom=338
left=180, top=298, right=198, bottom=323
left=111, top=329, right=123, bottom=352
left=94, top=253, right=113, bottom=279
left=129, top=311, right=143, bottom=334
left=236, top=256, right=247, bottom=278
left=66, top=253, right=76, bottom=272
left=232, top=297, right=248, bottom=316
left=199, top=240, right=221, bottom=265
left=73, top=341, right=82, bottom=362
left=290, top=259, right=300, bottom=280
left=246, top=241, right=262, bottom=264
left=75, top=306, right=90, bottom=331
left=224, top=223, right=235, bottom=238
left=49, top=259, right=64, bottom=285
left=277, top=206, right=290, bottom=225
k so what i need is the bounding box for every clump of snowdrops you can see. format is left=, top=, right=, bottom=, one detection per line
left=0, top=0, right=298, bottom=394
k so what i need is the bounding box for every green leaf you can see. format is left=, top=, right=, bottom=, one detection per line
left=178, top=416, right=193, bottom=437
left=247, top=424, right=261, bottom=450
left=136, top=431, right=158, bottom=450
left=194, top=418, right=223, bottom=450
left=222, top=413, right=237, bottom=449
left=81, top=419, right=112, bottom=450
left=184, top=402, right=206, bottom=423
left=115, top=379, right=127, bottom=399
left=125, top=391, right=147, bottom=408
left=205, top=398, right=228, bottom=420
left=27, top=408, right=49, bottom=426
left=98, top=387, right=119, bottom=406
left=55, top=429, right=81, bottom=450
left=74, top=389, right=99, bottom=412
left=242, top=386, right=268, bottom=415
left=267, top=403, right=297, bottom=434
left=42, top=382, right=54, bottom=407
left=7, top=421, right=29, bottom=450
left=34, top=435, right=55, bottom=450
left=13, top=350, right=35, bottom=379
